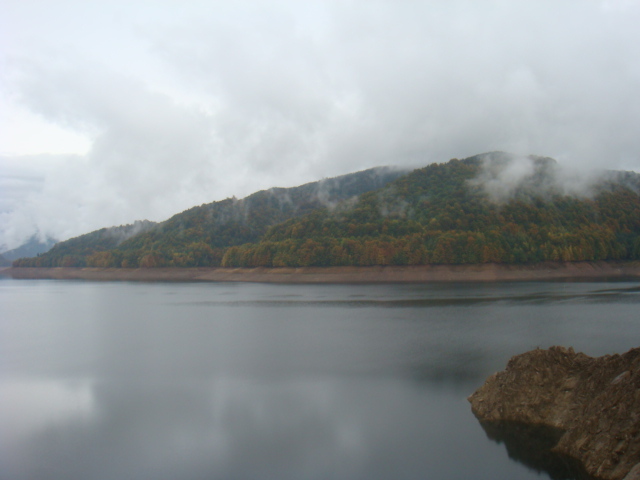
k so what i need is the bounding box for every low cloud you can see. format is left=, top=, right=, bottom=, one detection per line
left=468, top=152, right=631, bottom=203
left=1, top=1, right=640, bottom=249
left=470, top=154, right=544, bottom=202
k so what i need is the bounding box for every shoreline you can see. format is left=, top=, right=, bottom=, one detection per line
left=3, top=261, right=640, bottom=283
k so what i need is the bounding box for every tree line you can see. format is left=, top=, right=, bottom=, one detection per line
left=13, top=155, right=640, bottom=268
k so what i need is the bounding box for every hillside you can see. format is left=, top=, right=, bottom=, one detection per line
left=221, top=152, right=640, bottom=267
left=15, top=220, right=158, bottom=267
left=13, top=153, right=640, bottom=268
left=1, top=235, right=57, bottom=261
left=13, top=166, right=406, bottom=268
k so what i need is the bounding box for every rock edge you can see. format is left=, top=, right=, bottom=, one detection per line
left=468, top=346, right=640, bottom=480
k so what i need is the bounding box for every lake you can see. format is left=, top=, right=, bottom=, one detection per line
left=1, top=277, right=639, bottom=479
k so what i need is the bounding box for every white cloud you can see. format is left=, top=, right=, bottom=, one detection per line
left=1, top=0, right=639, bottom=249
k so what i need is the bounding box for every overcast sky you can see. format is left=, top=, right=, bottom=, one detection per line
left=1, top=0, right=639, bottom=249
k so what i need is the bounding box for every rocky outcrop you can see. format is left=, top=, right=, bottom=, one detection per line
left=469, top=346, right=640, bottom=480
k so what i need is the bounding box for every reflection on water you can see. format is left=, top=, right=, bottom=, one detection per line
left=180, top=282, right=640, bottom=308
left=478, top=421, right=593, bottom=480
left=2, top=378, right=486, bottom=480
left=0, top=380, right=94, bottom=442
left=1, top=279, right=640, bottom=479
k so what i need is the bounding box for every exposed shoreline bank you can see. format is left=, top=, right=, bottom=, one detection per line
left=3, top=261, right=640, bottom=283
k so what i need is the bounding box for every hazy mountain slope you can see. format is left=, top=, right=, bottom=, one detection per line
left=14, top=153, right=640, bottom=268
left=221, top=152, right=640, bottom=267
left=14, top=166, right=407, bottom=267
left=15, top=220, right=158, bottom=267
left=1, top=235, right=57, bottom=261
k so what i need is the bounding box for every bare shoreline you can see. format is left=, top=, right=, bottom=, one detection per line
left=3, top=261, right=640, bottom=283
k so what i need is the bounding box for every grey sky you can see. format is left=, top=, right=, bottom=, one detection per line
left=1, top=0, right=639, bottom=249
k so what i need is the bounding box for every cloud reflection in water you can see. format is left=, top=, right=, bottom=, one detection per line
left=3, top=376, right=487, bottom=480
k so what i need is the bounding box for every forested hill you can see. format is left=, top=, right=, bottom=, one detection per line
left=221, top=153, right=640, bottom=266
left=13, top=166, right=407, bottom=267
left=13, top=152, right=640, bottom=268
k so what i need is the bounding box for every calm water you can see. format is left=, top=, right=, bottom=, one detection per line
left=1, top=277, right=639, bottom=480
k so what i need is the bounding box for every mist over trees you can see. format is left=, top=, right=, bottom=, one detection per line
left=13, top=153, right=640, bottom=268
left=13, top=167, right=407, bottom=268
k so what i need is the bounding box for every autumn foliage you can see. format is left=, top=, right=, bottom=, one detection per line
left=14, top=154, right=640, bottom=268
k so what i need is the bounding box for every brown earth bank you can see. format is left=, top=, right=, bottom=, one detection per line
left=468, top=346, right=640, bottom=480
left=3, top=261, right=640, bottom=283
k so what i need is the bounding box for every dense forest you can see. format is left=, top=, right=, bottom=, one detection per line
left=13, top=166, right=407, bottom=268
left=13, top=153, right=640, bottom=268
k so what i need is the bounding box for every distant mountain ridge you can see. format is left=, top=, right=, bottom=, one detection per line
left=19, top=220, right=158, bottom=267
left=13, top=166, right=407, bottom=267
left=1, top=235, right=57, bottom=262
left=13, top=153, right=640, bottom=268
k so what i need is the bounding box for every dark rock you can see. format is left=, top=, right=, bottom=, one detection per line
left=468, top=346, right=640, bottom=480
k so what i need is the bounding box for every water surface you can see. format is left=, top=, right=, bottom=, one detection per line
left=1, top=279, right=639, bottom=479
